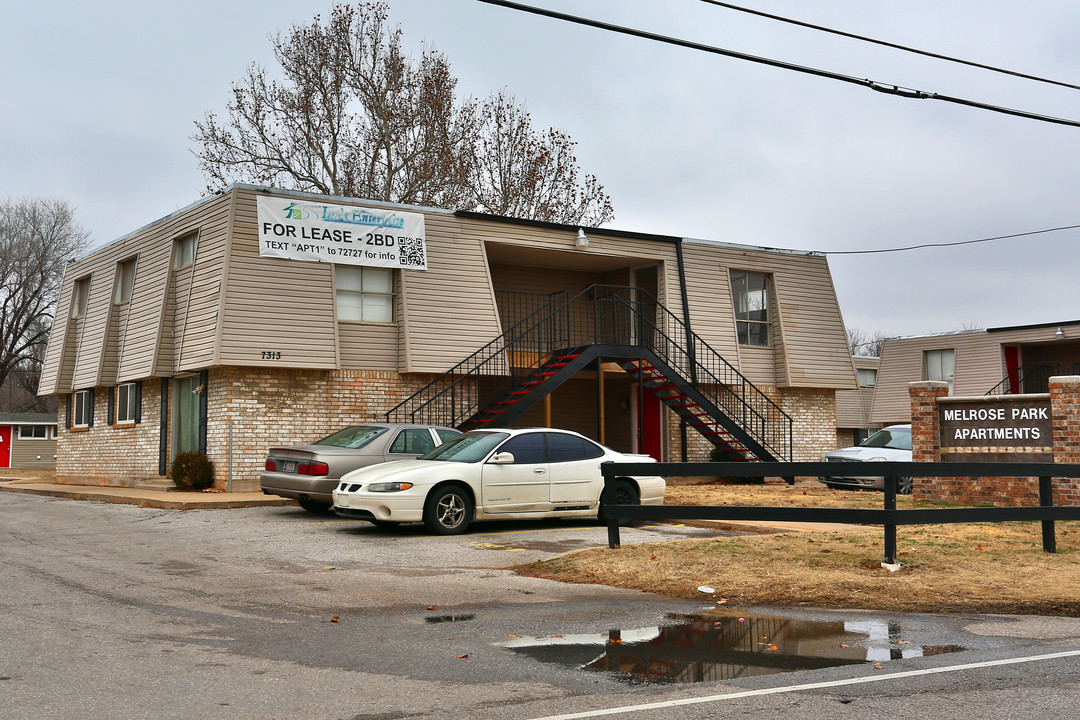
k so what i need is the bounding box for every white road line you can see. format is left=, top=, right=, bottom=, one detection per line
left=526, top=650, right=1080, bottom=720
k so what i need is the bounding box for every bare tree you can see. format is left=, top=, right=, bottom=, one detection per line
left=470, top=91, right=613, bottom=226
left=847, top=326, right=888, bottom=357
left=193, top=3, right=613, bottom=225
left=0, top=198, right=90, bottom=402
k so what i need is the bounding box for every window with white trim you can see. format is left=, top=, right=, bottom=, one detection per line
left=73, top=389, right=93, bottom=427
left=925, top=349, right=955, bottom=394
left=114, top=257, right=137, bottom=304
left=335, top=265, right=394, bottom=322
left=116, top=382, right=138, bottom=424
left=857, top=368, right=877, bottom=388
left=18, top=425, right=51, bottom=440
left=730, top=270, right=770, bottom=347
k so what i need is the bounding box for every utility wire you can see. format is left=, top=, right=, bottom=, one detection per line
left=476, top=0, right=1080, bottom=128
left=820, top=223, right=1080, bottom=255
left=698, top=0, right=1080, bottom=92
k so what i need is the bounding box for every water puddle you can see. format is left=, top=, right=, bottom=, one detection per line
left=499, top=610, right=964, bottom=684
left=425, top=613, right=476, bottom=624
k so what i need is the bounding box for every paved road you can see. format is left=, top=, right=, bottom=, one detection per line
left=2, top=492, right=1079, bottom=720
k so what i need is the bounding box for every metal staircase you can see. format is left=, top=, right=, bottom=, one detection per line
left=386, top=284, right=792, bottom=462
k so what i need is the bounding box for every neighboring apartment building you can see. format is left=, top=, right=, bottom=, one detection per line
left=0, top=413, right=58, bottom=469
left=835, top=356, right=881, bottom=447
left=39, top=185, right=857, bottom=490
left=870, top=320, right=1080, bottom=426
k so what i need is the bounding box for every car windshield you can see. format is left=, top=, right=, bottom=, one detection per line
left=861, top=428, right=912, bottom=451
left=313, top=425, right=387, bottom=449
left=419, top=431, right=509, bottom=463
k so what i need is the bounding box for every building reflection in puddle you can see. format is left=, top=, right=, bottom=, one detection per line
left=500, top=610, right=965, bottom=685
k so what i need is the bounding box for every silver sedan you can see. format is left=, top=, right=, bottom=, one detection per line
left=260, top=423, right=460, bottom=512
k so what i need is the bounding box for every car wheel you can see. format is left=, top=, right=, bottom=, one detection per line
left=897, top=477, right=914, bottom=495
left=423, top=485, right=473, bottom=535
left=599, top=480, right=639, bottom=526
left=296, top=496, right=332, bottom=513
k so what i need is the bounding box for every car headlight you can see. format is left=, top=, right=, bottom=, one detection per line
left=367, top=482, right=414, bottom=492
left=868, top=456, right=887, bottom=462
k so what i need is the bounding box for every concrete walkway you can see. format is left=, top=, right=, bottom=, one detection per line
left=0, top=479, right=292, bottom=510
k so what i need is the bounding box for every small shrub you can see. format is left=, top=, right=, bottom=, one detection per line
left=171, top=452, right=215, bottom=491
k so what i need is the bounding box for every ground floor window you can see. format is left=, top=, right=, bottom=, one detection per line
left=18, top=425, right=52, bottom=440
left=73, top=389, right=93, bottom=427
left=116, top=382, right=138, bottom=424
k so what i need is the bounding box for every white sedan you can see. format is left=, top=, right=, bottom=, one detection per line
left=332, top=428, right=666, bottom=534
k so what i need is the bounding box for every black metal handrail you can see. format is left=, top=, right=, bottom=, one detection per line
left=601, top=461, right=1080, bottom=563
left=388, top=284, right=792, bottom=460
left=986, top=362, right=1064, bottom=395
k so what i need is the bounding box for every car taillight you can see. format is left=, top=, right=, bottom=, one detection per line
left=265, top=460, right=276, bottom=471
left=299, top=461, right=329, bottom=476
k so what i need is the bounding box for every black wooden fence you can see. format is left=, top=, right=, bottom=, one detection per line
left=601, top=461, right=1080, bottom=563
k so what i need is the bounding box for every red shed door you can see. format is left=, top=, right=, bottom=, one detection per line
left=0, top=426, right=11, bottom=469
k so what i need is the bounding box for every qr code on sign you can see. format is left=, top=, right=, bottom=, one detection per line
left=398, top=238, right=426, bottom=268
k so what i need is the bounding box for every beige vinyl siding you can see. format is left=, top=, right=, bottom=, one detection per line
left=399, top=215, right=502, bottom=373
left=70, top=271, right=108, bottom=390
left=869, top=330, right=991, bottom=425
left=172, top=201, right=231, bottom=370
left=490, top=264, right=600, bottom=296
left=680, top=243, right=740, bottom=365
left=836, top=357, right=878, bottom=429
left=10, top=433, right=57, bottom=467
left=218, top=190, right=338, bottom=369
left=683, top=242, right=855, bottom=390
left=40, top=193, right=232, bottom=389
left=339, top=322, right=398, bottom=369
left=38, top=271, right=73, bottom=395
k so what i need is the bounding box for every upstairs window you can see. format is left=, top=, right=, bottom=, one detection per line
left=925, top=348, right=955, bottom=394
left=335, top=266, right=394, bottom=322
left=857, top=368, right=877, bottom=388
left=114, top=257, right=137, bottom=304
left=730, top=270, right=770, bottom=347
left=72, top=276, right=91, bottom=318
left=173, top=232, right=198, bottom=269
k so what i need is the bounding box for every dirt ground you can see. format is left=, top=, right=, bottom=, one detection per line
left=517, top=480, right=1080, bottom=616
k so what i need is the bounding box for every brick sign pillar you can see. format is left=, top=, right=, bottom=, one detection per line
left=1050, top=376, right=1080, bottom=505
left=909, top=381, right=950, bottom=465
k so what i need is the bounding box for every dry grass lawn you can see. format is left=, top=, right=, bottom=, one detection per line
left=517, top=481, right=1080, bottom=616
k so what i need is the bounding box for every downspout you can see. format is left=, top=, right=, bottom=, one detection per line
left=675, top=239, right=694, bottom=462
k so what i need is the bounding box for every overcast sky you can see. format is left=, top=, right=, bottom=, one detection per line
left=5, top=0, right=1080, bottom=341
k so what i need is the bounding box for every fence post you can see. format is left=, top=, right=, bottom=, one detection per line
left=602, top=476, right=622, bottom=548
left=883, top=477, right=897, bottom=564
left=1040, top=476, right=1057, bottom=553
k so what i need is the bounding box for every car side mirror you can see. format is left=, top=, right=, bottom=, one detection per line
left=488, top=452, right=515, bottom=465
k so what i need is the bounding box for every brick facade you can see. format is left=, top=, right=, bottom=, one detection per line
left=909, top=377, right=1080, bottom=506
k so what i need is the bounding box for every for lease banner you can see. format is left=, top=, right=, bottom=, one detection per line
left=256, top=196, right=427, bottom=270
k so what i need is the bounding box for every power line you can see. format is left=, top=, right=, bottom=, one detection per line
left=698, top=0, right=1080, bottom=92
left=821, top=223, right=1080, bottom=255
left=476, top=0, right=1080, bottom=128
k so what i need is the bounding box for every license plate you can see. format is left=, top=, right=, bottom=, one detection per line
left=284, top=461, right=297, bottom=472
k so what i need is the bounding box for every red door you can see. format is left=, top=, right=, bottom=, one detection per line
left=637, top=389, right=663, bottom=461
left=0, top=425, right=11, bottom=469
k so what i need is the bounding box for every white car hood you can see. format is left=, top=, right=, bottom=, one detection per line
left=338, top=458, right=445, bottom=484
